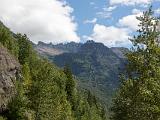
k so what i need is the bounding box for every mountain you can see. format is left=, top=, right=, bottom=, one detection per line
left=52, top=41, right=82, bottom=52
left=35, top=40, right=129, bottom=110
left=36, top=41, right=82, bottom=56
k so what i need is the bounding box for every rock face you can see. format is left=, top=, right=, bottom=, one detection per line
left=0, top=44, right=20, bottom=113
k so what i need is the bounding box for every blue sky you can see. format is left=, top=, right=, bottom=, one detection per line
left=66, top=0, right=160, bottom=47
left=0, top=0, right=160, bottom=47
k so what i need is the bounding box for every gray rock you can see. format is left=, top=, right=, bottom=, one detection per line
left=0, top=44, right=20, bottom=113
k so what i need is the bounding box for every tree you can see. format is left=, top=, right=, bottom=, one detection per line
left=111, top=7, right=160, bottom=120
left=29, top=60, right=74, bottom=120
left=7, top=81, right=30, bottom=120
left=22, top=63, right=32, bottom=90
left=63, top=65, right=76, bottom=109
left=16, top=34, right=33, bottom=65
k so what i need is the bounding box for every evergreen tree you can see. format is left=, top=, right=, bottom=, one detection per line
left=111, top=7, right=160, bottom=120
left=7, top=81, right=30, bottom=120
left=16, top=33, right=33, bottom=65
left=63, top=65, right=76, bottom=109
left=22, top=63, right=32, bottom=90
left=29, top=60, right=73, bottom=120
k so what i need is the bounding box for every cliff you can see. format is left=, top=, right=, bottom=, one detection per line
left=0, top=44, right=20, bottom=113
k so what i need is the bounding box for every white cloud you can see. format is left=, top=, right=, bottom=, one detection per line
left=96, top=12, right=112, bottom=19
left=96, top=6, right=116, bottom=19
left=82, top=35, right=92, bottom=41
left=84, top=18, right=97, bottom=24
left=110, top=0, right=152, bottom=6
left=90, top=2, right=95, bottom=5
left=103, top=6, right=117, bottom=12
left=155, top=8, right=160, bottom=14
left=0, top=0, right=80, bottom=44
left=89, top=24, right=132, bottom=47
left=132, top=9, right=142, bottom=14
left=118, top=12, right=142, bottom=31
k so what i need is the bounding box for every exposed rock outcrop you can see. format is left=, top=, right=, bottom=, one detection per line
left=0, top=44, right=20, bottom=113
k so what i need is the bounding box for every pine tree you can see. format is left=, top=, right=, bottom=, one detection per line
left=16, top=34, right=32, bottom=65
left=63, top=65, right=76, bottom=109
left=111, top=7, right=160, bottom=120
left=22, top=63, right=32, bottom=90
left=29, top=60, right=74, bottom=120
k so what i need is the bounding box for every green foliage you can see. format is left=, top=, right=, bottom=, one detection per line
left=16, top=34, right=33, bottom=65
left=28, top=60, right=73, bottom=120
left=74, top=90, right=107, bottom=120
left=64, top=65, right=76, bottom=108
left=63, top=65, right=107, bottom=120
left=0, top=21, right=107, bottom=120
left=7, top=81, right=30, bottom=120
left=111, top=7, right=160, bottom=120
left=0, top=116, right=6, bottom=120
left=22, top=63, right=32, bottom=89
left=0, top=24, right=19, bottom=57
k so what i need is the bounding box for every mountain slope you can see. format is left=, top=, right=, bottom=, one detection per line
left=36, top=40, right=128, bottom=110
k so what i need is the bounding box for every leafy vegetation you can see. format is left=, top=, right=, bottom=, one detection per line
left=111, top=7, right=160, bottom=120
left=0, top=22, right=107, bottom=120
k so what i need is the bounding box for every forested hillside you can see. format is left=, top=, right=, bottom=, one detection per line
left=0, top=21, right=107, bottom=120
left=35, top=40, right=128, bottom=111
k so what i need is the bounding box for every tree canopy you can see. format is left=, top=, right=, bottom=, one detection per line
left=111, top=7, right=160, bottom=120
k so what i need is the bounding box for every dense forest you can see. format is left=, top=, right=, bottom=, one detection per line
left=0, top=20, right=106, bottom=119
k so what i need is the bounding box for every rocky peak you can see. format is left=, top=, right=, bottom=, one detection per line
left=53, top=42, right=82, bottom=53
left=79, top=40, right=113, bottom=56
left=37, top=41, right=53, bottom=48
left=0, top=44, right=20, bottom=113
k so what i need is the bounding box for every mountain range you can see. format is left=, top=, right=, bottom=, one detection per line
left=35, top=40, right=129, bottom=110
